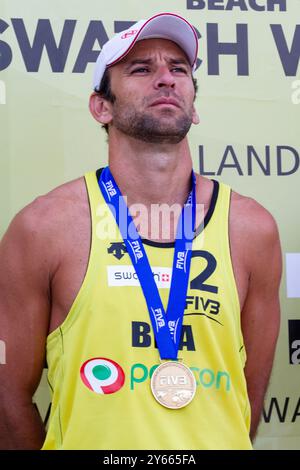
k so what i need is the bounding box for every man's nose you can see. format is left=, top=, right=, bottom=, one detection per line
left=153, top=66, right=175, bottom=89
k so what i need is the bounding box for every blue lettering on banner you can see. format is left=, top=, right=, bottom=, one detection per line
left=0, top=18, right=108, bottom=73
left=271, top=25, right=300, bottom=76
left=0, top=17, right=299, bottom=77
left=114, top=21, right=136, bottom=34
left=207, top=23, right=249, bottom=75
left=198, top=145, right=300, bottom=176
left=73, top=21, right=109, bottom=73
left=186, top=0, right=287, bottom=11
left=263, top=397, right=300, bottom=423
left=0, top=20, right=12, bottom=69
left=11, top=18, right=76, bottom=72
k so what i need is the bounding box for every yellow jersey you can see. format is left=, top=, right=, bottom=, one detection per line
left=42, top=169, right=252, bottom=450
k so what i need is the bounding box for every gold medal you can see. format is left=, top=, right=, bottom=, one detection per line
left=150, top=361, right=196, bottom=409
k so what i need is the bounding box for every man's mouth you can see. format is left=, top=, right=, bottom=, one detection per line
left=150, top=97, right=180, bottom=108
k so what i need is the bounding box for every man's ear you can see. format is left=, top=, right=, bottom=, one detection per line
left=89, top=92, right=113, bottom=125
left=192, top=105, right=200, bottom=125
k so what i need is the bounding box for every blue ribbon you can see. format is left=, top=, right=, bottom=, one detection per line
left=98, top=166, right=196, bottom=360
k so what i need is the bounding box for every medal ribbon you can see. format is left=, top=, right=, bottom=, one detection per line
left=99, top=166, right=196, bottom=360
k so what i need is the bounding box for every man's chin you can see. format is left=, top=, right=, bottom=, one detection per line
left=113, top=110, right=192, bottom=144
left=134, top=128, right=189, bottom=145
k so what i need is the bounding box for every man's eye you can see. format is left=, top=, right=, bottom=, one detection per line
left=131, top=67, right=150, bottom=74
left=172, top=67, right=188, bottom=74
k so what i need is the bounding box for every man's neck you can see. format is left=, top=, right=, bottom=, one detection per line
left=108, top=131, right=193, bottom=208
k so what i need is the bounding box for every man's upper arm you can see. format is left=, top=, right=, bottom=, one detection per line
left=241, top=201, right=282, bottom=439
left=0, top=203, right=51, bottom=406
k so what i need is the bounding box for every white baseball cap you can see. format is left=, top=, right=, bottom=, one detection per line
left=93, top=12, right=198, bottom=91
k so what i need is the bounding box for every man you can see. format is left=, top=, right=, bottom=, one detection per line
left=0, top=13, right=281, bottom=449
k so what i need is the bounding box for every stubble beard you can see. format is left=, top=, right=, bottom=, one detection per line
left=112, top=100, right=193, bottom=145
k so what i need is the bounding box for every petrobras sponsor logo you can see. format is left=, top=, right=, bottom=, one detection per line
left=129, top=362, right=231, bottom=392
left=128, top=240, right=143, bottom=262
left=176, top=251, right=187, bottom=271
left=107, top=266, right=172, bottom=288
left=80, top=357, right=125, bottom=394
left=151, top=307, right=165, bottom=331
left=80, top=357, right=231, bottom=395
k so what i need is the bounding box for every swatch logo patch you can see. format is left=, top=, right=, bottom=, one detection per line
left=80, top=358, right=125, bottom=394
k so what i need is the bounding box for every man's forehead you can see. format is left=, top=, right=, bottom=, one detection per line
left=120, top=38, right=190, bottom=64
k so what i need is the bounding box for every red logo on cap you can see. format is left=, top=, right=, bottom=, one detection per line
left=121, top=29, right=138, bottom=39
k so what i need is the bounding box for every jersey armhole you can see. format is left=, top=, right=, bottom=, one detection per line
left=46, top=173, right=96, bottom=344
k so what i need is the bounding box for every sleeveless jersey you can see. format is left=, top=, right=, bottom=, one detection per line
left=42, top=170, right=252, bottom=450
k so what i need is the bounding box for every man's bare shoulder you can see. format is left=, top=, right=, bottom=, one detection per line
left=198, top=174, right=278, bottom=238
left=229, top=189, right=281, bottom=274
left=230, top=190, right=279, bottom=238
left=29, top=176, right=87, bottom=215
left=11, top=176, right=87, bottom=234
left=2, top=177, right=89, bottom=270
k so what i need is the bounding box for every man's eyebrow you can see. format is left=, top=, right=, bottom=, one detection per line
left=124, top=59, right=153, bottom=70
left=123, top=57, right=190, bottom=69
left=168, top=58, right=190, bottom=66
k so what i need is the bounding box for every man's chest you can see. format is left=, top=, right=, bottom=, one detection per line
left=48, top=212, right=249, bottom=335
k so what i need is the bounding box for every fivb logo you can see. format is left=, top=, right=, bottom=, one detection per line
left=151, top=307, right=165, bottom=331
left=176, top=251, right=187, bottom=271
left=80, top=358, right=125, bottom=394
left=168, top=319, right=180, bottom=343
left=102, top=180, right=117, bottom=200
left=128, top=240, right=143, bottom=262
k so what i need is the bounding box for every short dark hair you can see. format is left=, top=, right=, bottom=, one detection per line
left=95, top=69, right=198, bottom=135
